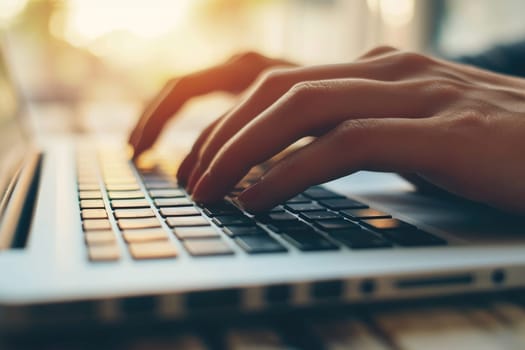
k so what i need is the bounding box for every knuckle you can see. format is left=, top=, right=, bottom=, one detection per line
left=423, top=78, right=463, bottom=102
left=256, top=68, right=290, bottom=88
left=363, top=45, right=398, bottom=58
left=392, top=51, right=434, bottom=69
left=163, top=77, right=181, bottom=92
left=446, top=104, right=490, bottom=132
left=236, top=51, right=265, bottom=63
left=335, top=119, right=375, bottom=148
left=457, top=106, right=489, bottom=126
left=287, top=81, right=325, bottom=101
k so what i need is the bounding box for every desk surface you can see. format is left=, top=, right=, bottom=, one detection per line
left=3, top=291, right=525, bottom=350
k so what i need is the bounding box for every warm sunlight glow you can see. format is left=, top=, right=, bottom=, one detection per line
left=0, top=0, right=27, bottom=23
left=379, top=0, right=414, bottom=27
left=63, top=0, right=191, bottom=43
left=366, top=0, right=379, bottom=14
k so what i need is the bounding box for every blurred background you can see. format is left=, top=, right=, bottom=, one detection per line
left=1, top=0, right=525, bottom=149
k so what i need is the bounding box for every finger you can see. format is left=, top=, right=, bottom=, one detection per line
left=357, top=45, right=398, bottom=60
left=130, top=53, right=296, bottom=159
left=130, top=66, right=239, bottom=159
left=185, top=58, right=418, bottom=188
left=176, top=114, right=226, bottom=186
left=191, top=78, right=449, bottom=203
left=237, top=117, right=443, bottom=211
left=129, top=79, right=178, bottom=149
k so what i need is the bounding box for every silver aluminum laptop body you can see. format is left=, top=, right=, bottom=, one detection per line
left=1, top=44, right=525, bottom=334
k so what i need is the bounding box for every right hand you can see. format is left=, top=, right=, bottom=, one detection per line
left=128, top=52, right=296, bottom=160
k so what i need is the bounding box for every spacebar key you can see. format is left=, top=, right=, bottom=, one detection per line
left=235, top=235, right=287, bottom=254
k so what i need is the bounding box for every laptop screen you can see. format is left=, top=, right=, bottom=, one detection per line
left=0, top=42, right=28, bottom=211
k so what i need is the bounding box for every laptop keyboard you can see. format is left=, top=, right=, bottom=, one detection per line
left=75, top=148, right=446, bottom=262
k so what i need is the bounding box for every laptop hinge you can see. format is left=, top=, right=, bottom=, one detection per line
left=0, top=150, right=42, bottom=250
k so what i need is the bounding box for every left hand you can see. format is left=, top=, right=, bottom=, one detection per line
left=184, top=46, right=525, bottom=214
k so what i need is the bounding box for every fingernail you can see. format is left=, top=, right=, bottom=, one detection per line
left=237, top=182, right=264, bottom=212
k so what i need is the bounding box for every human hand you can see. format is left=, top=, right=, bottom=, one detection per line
left=183, top=46, right=525, bottom=214
left=129, top=52, right=295, bottom=159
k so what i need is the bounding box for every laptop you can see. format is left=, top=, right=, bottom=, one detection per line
left=1, top=39, right=525, bottom=334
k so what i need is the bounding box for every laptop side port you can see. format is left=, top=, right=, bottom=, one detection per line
left=311, top=280, right=344, bottom=300
left=30, top=300, right=96, bottom=324
left=121, top=295, right=156, bottom=317
left=359, top=279, right=376, bottom=295
left=264, top=284, right=291, bottom=304
left=185, top=288, right=241, bottom=310
left=491, top=269, right=506, bottom=285
left=394, top=274, right=473, bottom=289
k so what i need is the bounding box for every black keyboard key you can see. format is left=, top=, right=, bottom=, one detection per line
left=154, top=198, right=193, bottom=207
left=184, top=239, right=234, bottom=256
left=285, top=203, right=325, bottom=213
left=269, top=221, right=313, bottom=234
left=235, top=235, right=287, bottom=254
left=202, top=202, right=240, bottom=216
left=315, top=219, right=360, bottom=232
left=212, top=215, right=254, bottom=227
left=319, top=198, right=368, bottom=210
left=259, top=211, right=297, bottom=223
left=223, top=225, right=266, bottom=237
left=286, top=194, right=311, bottom=204
left=258, top=206, right=286, bottom=214
left=299, top=210, right=340, bottom=221
left=382, top=229, right=447, bottom=247
left=329, top=230, right=392, bottom=249
left=282, top=231, right=339, bottom=251
left=149, top=189, right=185, bottom=198
left=340, top=208, right=391, bottom=220
left=362, top=218, right=414, bottom=231
left=303, top=187, right=345, bottom=200
left=159, top=206, right=200, bottom=217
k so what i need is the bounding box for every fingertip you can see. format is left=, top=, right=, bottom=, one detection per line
left=191, top=172, right=214, bottom=203
left=176, top=153, right=197, bottom=187
left=130, top=147, right=142, bottom=162
left=237, top=182, right=267, bottom=213
left=186, top=165, right=204, bottom=194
